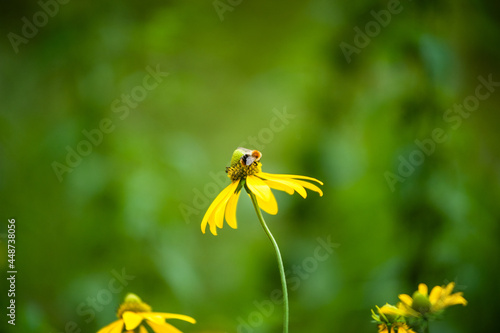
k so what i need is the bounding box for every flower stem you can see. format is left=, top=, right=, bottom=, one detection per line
left=424, top=318, right=430, bottom=333
left=249, top=192, right=289, bottom=333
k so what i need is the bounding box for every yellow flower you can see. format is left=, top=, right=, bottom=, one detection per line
left=372, top=304, right=415, bottom=333
left=376, top=323, right=415, bottom=333
left=396, top=282, right=467, bottom=317
left=201, top=147, right=323, bottom=235
left=97, top=293, right=195, bottom=333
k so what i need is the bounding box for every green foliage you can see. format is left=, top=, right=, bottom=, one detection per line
left=1, top=0, right=499, bottom=332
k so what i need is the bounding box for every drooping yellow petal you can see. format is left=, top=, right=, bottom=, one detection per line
left=225, top=189, right=241, bottom=229
left=418, top=283, right=428, bottom=296
left=262, top=177, right=307, bottom=198
left=210, top=181, right=239, bottom=230
left=251, top=189, right=278, bottom=215
left=123, top=311, right=144, bottom=330
left=147, top=320, right=183, bottom=333
left=379, top=304, right=404, bottom=316
left=257, top=172, right=323, bottom=185
left=262, top=179, right=295, bottom=195
left=148, top=312, right=196, bottom=324
left=246, top=175, right=272, bottom=202
left=213, top=194, right=229, bottom=229
left=200, top=183, right=232, bottom=234
left=139, top=327, right=149, bottom=333
left=141, top=313, right=167, bottom=325
left=97, top=319, right=124, bottom=333
left=443, top=292, right=467, bottom=307
left=201, top=181, right=239, bottom=235
left=290, top=179, right=323, bottom=196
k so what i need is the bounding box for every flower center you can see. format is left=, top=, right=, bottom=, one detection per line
left=116, top=294, right=152, bottom=318
left=411, top=291, right=431, bottom=314
left=226, top=162, right=262, bottom=182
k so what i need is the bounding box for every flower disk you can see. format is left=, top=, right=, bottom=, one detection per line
left=116, top=293, right=152, bottom=318
left=227, top=161, right=262, bottom=182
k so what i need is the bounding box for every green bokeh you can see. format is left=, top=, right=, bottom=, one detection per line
left=1, top=0, right=499, bottom=332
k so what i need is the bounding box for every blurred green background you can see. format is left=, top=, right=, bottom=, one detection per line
left=1, top=0, right=499, bottom=332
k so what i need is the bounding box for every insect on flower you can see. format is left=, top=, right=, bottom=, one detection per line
left=202, top=147, right=323, bottom=235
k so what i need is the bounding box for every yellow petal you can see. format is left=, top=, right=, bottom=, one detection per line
left=252, top=189, right=278, bottom=215
left=429, top=285, right=442, bottom=305
left=213, top=197, right=227, bottom=229
left=262, top=179, right=295, bottom=195
left=201, top=181, right=239, bottom=235
left=225, top=190, right=241, bottom=229
left=443, top=293, right=467, bottom=307
left=139, top=327, right=149, bottom=333
left=263, top=177, right=307, bottom=198
left=97, top=319, right=124, bottom=333
left=200, top=185, right=230, bottom=234
left=123, top=311, right=144, bottom=330
left=149, top=312, right=196, bottom=324
left=211, top=181, right=239, bottom=229
left=246, top=175, right=272, bottom=202
left=418, top=283, right=428, bottom=296
left=378, top=324, right=388, bottom=333
left=142, top=314, right=166, bottom=325
left=379, top=304, right=403, bottom=316
left=257, top=172, right=323, bottom=185
left=291, top=179, right=323, bottom=196
left=147, top=320, right=182, bottom=333
left=443, top=282, right=455, bottom=296
left=208, top=218, right=217, bottom=235
left=399, top=294, right=413, bottom=307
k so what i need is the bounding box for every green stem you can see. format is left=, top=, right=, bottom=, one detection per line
left=249, top=191, right=289, bottom=333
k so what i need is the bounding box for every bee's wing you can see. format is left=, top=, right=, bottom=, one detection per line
left=242, top=154, right=257, bottom=165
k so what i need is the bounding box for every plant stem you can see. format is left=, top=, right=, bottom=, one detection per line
left=249, top=192, right=289, bottom=333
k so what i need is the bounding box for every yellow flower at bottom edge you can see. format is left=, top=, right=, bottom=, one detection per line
left=373, top=304, right=415, bottom=333
left=397, top=282, right=467, bottom=317
left=201, top=147, right=323, bottom=235
left=97, top=293, right=195, bottom=333
left=377, top=323, right=415, bottom=333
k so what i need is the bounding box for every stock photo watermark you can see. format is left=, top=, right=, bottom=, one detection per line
left=213, top=0, right=244, bottom=21
left=236, top=235, right=339, bottom=333
left=53, top=268, right=135, bottom=333
left=6, top=219, right=16, bottom=326
left=339, top=0, right=411, bottom=64
left=7, top=0, right=71, bottom=54
left=179, top=106, right=296, bottom=224
left=385, top=74, right=499, bottom=191
left=51, top=64, right=169, bottom=182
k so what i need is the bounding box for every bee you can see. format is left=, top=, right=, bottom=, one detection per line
left=240, top=149, right=262, bottom=166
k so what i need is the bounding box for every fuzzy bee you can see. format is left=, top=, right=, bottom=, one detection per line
left=240, top=149, right=262, bottom=166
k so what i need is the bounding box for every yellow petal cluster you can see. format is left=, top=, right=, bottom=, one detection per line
left=372, top=304, right=415, bottom=333
left=97, top=293, right=195, bottom=333
left=376, top=322, right=415, bottom=333
left=201, top=160, right=323, bottom=235
left=389, top=282, right=467, bottom=318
